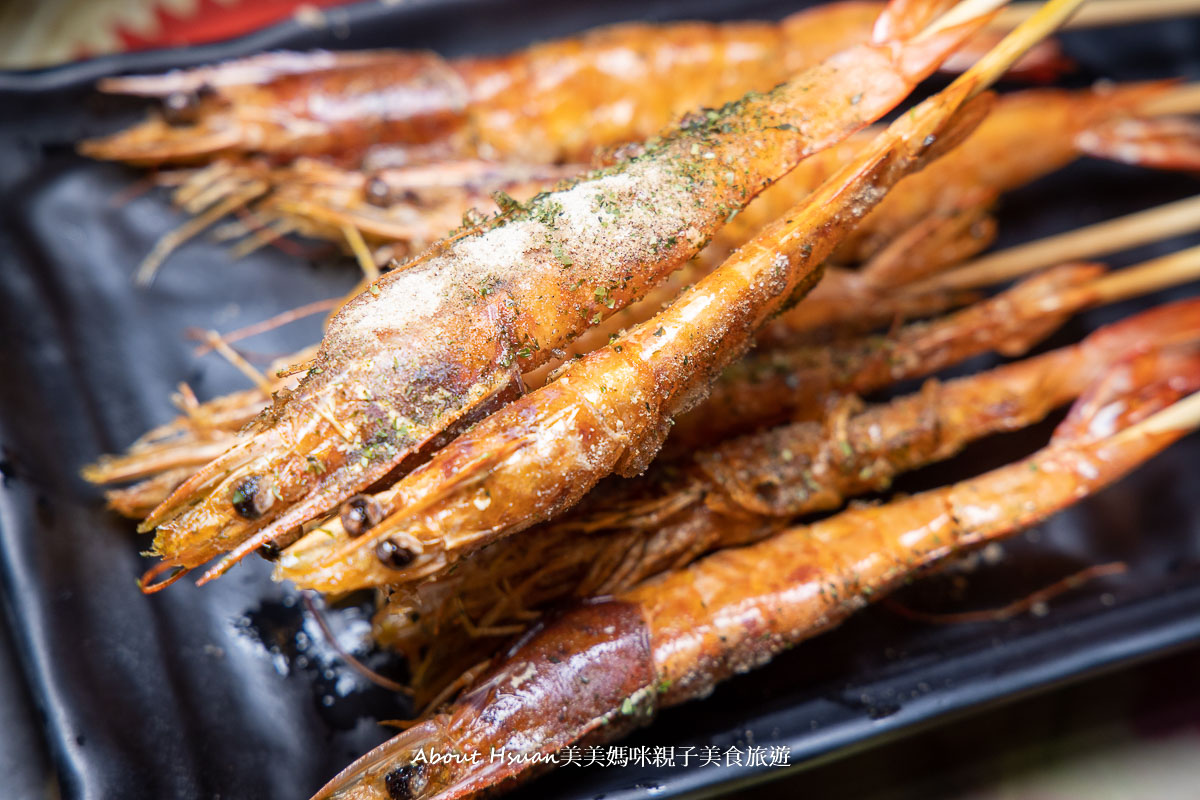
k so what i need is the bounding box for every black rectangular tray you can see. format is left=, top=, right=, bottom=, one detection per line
left=1, top=2, right=1199, bottom=799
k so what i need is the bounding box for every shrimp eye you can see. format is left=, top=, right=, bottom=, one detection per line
left=384, top=764, right=422, bottom=800
left=256, top=540, right=282, bottom=561
left=375, top=539, right=415, bottom=570
left=230, top=475, right=264, bottom=519
left=365, top=177, right=392, bottom=207
left=162, top=89, right=205, bottom=126
left=341, top=494, right=383, bottom=538
left=256, top=527, right=301, bottom=561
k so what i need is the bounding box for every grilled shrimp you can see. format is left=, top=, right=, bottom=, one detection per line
left=763, top=83, right=1200, bottom=343
left=79, top=1, right=1064, bottom=167
left=832, top=82, right=1200, bottom=271
left=313, top=348, right=1200, bottom=800
left=133, top=0, right=999, bottom=589
left=674, top=245, right=1200, bottom=448
left=268, top=0, right=1074, bottom=596
left=371, top=298, right=1200, bottom=671
left=141, top=79, right=1200, bottom=282
left=86, top=240, right=1200, bottom=532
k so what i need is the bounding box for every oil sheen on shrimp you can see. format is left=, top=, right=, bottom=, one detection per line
left=173, top=78, right=1200, bottom=281
left=81, top=87, right=1200, bottom=521
left=371, top=298, right=1200, bottom=669
left=271, top=0, right=1040, bottom=595
left=314, top=345, right=1200, bottom=800
left=79, top=1, right=1065, bottom=166
left=138, top=0, right=994, bottom=588
left=670, top=260, right=1105, bottom=449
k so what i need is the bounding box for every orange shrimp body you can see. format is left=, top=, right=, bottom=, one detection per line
left=82, top=80, right=1193, bottom=516
left=138, top=0, right=990, bottom=586
left=373, top=299, right=1200, bottom=668
left=272, top=59, right=1000, bottom=595
left=639, top=353, right=1200, bottom=704
left=671, top=261, right=1105, bottom=449
left=836, top=81, right=1200, bottom=266
left=454, top=2, right=890, bottom=165
left=315, top=350, right=1200, bottom=800
left=79, top=1, right=1065, bottom=167
left=254, top=82, right=1198, bottom=281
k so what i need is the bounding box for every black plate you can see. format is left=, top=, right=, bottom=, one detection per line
left=2, top=3, right=1199, bottom=799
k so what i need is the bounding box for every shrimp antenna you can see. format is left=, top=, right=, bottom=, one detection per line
left=300, top=592, right=413, bottom=695
left=885, top=562, right=1128, bottom=624
left=200, top=330, right=275, bottom=395
left=190, top=297, right=341, bottom=356
left=340, top=222, right=382, bottom=281
left=134, top=179, right=267, bottom=286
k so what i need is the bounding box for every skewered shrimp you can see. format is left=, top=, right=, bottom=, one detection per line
left=674, top=245, right=1200, bottom=448
left=313, top=347, right=1200, bottom=800
left=577, top=79, right=1200, bottom=361
left=832, top=82, right=1200, bottom=271
left=139, top=79, right=1200, bottom=284
left=267, top=0, right=1075, bottom=596
left=79, top=1, right=1065, bottom=167
left=82, top=217, right=1200, bottom=529
left=132, top=0, right=999, bottom=589
left=370, top=298, right=1200, bottom=675
left=764, top=84, right=1200, bottom=343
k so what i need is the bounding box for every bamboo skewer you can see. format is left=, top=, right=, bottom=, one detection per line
left=1139, top=388, right=1200, bottom=435
left=995, top=0, right=1200, bottom=29
left=1082, top=243, right=1200, bottom=304
left=955, top=0, right=1089, bottom=91
left=908, top=195, right=1200, bottom=293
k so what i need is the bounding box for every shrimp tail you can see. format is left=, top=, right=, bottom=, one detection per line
left=876, top=0, right=1009, bottom=85
left=872, top=0, right=961, bottom=41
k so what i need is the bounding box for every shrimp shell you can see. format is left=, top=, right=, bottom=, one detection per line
left=81, top=2, right=1066, bottom=166
left=139, top=0, right=994, bottom=586
left=273, top=55, right=1002, bottom=594
left=373, top=298, right=1200, bottom=675
left=671, top=260, right=1106, bottom=449
left=315, top=349, right=1200, bottom=800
